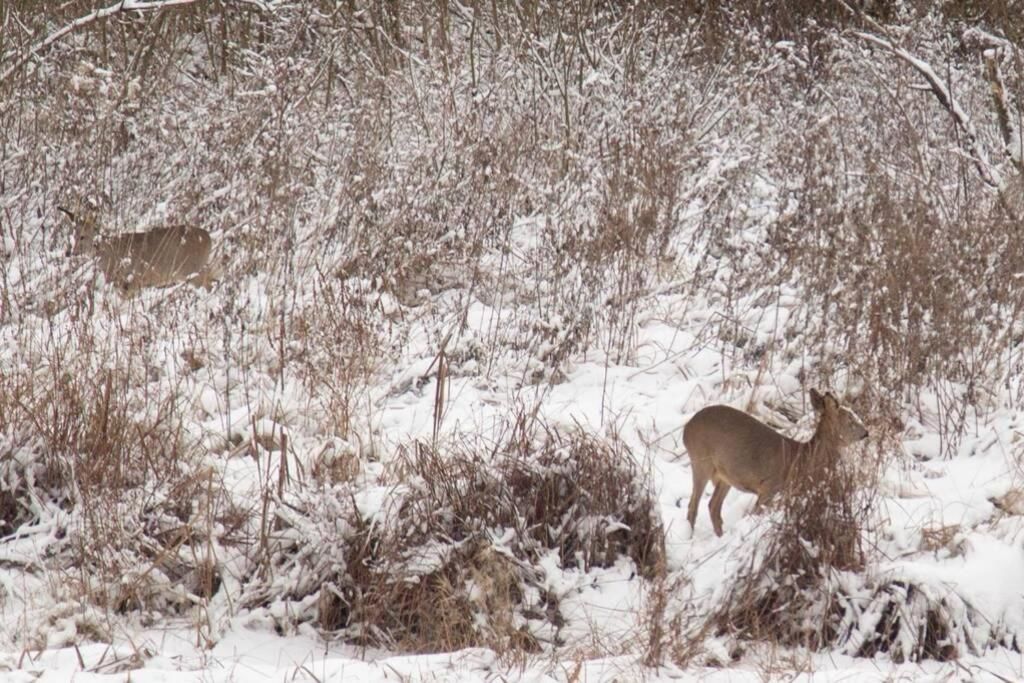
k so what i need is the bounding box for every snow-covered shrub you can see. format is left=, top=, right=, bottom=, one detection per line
left=244, top=422, right=662, bottom=653
left=836, top=576, right=1020, bottom=663
left=693, top=423, right=1021, bottom=662
left=0, top=429, right=66, bottom=534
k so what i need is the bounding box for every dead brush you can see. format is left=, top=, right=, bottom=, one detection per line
left=70, top=460, right=227, bottom=613
left=0, top=427, right=66, bottom=535
left=250, top=419, right=663, bottom=655
left=642, top=560, right=699, bottom=668
left=766, top=85, right=1024, bottom=456
left=293, top=271, right=386, bottom=443
left=839, top=575, right=1022, bottom=663
left=336, top=428, right=663, bottom=652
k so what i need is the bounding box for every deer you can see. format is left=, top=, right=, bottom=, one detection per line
left=60, top=205, right=213, bottom=295
left=683, top=388, right=868, bottom=537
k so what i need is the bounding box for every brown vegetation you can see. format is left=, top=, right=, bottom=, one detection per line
left=1, top=0, right=1022, bottom=669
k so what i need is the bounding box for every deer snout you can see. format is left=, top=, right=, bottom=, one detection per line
left=851, top=417, right=869, bottom=442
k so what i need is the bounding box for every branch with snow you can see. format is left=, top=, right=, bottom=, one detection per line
left=960, top=26, right=1024, bottom=175
left=854, top=30, right=1020, bottom=221
left=961, top=26, right=1013, bottom=54
left=854, top=31, right=999, bottom=188
left=982, top=49, right=1023, bottom=175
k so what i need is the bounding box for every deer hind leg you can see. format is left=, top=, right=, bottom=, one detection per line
left=687, top=459, right=712, bottom=533
left=708, top=479, right=732, bottom=537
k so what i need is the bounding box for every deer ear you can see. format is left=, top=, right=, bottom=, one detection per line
left=809, top=388, right=825, bottom=411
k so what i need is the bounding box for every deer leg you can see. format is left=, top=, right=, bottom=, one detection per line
left=687, top=461, right=710, bottom=533
left=708, top=480, right=732, bottom=537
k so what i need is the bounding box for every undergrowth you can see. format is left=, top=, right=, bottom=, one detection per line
left=244, top=418, right=662, bottom=654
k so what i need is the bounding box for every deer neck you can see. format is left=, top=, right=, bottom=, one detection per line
left=803, top=413, right=841, bottom=460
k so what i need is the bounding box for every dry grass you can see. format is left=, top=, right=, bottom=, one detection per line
left=0, top=287, right=246, bottom=619
left=292, top=272, right=386, bottom=442
left=919, top=523, right=967, bottom=558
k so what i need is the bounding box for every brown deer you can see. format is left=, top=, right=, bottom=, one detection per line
left=61, top=206, right=213, bottom=295
left=684, top=389, right=868, bottom=536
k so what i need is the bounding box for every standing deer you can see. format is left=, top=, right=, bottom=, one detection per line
left=61, top=206, right=213, bottom=295
left=684, top=389, right=868, bottom=536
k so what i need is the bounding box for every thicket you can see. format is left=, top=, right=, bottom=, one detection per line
left=1, top=0, right=1023, bottom=666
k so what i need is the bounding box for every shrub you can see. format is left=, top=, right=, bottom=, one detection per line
left=245, top=419, right=663, bottom=654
